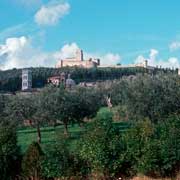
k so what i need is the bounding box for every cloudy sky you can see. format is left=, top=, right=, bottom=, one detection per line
left=0, top=0, right=180, bottom=70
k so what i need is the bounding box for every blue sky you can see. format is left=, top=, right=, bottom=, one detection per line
left=0, top=0, right=180, bottom=69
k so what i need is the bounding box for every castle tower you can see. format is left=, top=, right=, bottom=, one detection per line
left=76, top=49, right=83, bottom=61
left=143, top=60, right=148, bottom=68
left=22, top=69, right=32, bottom=91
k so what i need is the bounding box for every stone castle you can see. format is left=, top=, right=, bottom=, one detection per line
left=55, top=48, right=156, bottom=70
left=56, top=49, right=100, bottom=68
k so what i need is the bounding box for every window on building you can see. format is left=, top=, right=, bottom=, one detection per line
left=23, top=75, right=28, bottom=80
left=23, top=82, right=28, bottom=87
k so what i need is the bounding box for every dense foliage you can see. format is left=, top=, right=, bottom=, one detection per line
left=78, top=108, right=123, bottom=178
left=41, top=85, right=104, bottom=135
left=41, top=135, right=89, bottom=179
left=109, top=74, right=180, bottom=121
left=0, top=121, right=19, bottom=180
left=0, top=66, right=169, bottom=92
left=21, top=142, right=44, bottom=179
left=0, top=72, right=180, bottom=179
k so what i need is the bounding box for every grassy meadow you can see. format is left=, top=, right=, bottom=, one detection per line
left=17, top=122, right=130, bottom=153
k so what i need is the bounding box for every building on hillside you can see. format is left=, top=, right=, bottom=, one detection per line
left=79, top=82, right=97, bottom=87
left=56, top=49, right=100, bottom=68
left=66, top=74, right=76, bottom=89
left=22, top=69, right=32, bottom=91
left=99, top=60, right=155, bottom=70
left=47, top=73, right=76, bottom=88
left=47, top=72, right=66, bottom=86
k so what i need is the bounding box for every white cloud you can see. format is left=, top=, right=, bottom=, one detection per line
left=34, top=0, right=70, bottom=26
left=0, top=37, right=121, bottom=70
left=101, top=53, right=121, bottom=65
left=135, top=49, right=159, bottom=65
left=135, top=55, right=146, bottom=64
left=85, top=52, right=121, bottom=65
left=169, top=41, right=180, bottom=51
left=135, top=49, right=180, bottom=68
left=0, top=36, right=54, bottom=70
left=149, top=49, right=159, bottom=60
left=167, top=57, right=179, bottom=67
left=55, top=43, right=79, bottom=59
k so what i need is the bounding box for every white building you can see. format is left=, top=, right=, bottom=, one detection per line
left=22, top=69, right=32, bottom=91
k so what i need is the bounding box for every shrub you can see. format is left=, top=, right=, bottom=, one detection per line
left=122, top=116, right=180, bottom=177
left=78, top=108, right=123, bottom=178
left=122, top=119, right=159, bottom=175
left=155, top=115, right=180, bottom=176
left=41, top=136, right=89, bottom=179
left=21, top=142, right=44, bottom=179
left=41, top=140, right=71, bottom=178
left=0, top=121, right=20, bottom=180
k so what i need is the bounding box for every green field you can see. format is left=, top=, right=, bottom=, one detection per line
left=18, top=122, right=130, bottom=153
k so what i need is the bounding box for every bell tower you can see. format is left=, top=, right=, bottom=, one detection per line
left=22, top=69, right=32, bottom=91
left=143, top=60, right=148, bottom=68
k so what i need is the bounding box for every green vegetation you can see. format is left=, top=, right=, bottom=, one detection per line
left=0, top=66, right=175, bottom=92
left=17, top=125, right=85, bottom=152
left=0, top=72, right=180, bottom=179
left=17, top=122, right=129, bottom=153
left=21, top=142, right=44, bottom=179
left=0, top=121, right=20, bottom=180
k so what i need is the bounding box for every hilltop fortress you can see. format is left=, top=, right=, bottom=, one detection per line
left=56, top=48, right=155, bottom=70
left=56, top=49, right=100, bottom=68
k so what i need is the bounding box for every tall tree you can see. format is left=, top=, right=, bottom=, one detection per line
left=78, top=108, right=123, bottom=178
left=22, top=142, right=44, bottom=180
left=6, top=94, right=44, bottom=143
left=0, top=121, right=20, bottom=180
left=42, top=86, right=103, bottom=135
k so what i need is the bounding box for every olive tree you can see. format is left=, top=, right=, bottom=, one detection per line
left=42, top=86, right=102, bottom=135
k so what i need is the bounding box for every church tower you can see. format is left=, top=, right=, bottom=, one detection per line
left=76, top=49, right=83, bottom=61
left=22, top=69, right=32, bottom=91
left=143, top=60, right=148, bottom=68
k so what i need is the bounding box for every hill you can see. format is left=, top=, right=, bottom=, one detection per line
left=0, top=66, right=175, bottom=92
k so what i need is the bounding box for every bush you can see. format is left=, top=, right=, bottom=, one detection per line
left=41, top=136, right=89, bottom=179
left=0, top=121, right=20, bottom=180
left=41, top=140, right=71, bottom=178
left=122, top=119, right=159, bottom=175
left=122, top=116, right=180, bottom=177
left=78, top=108, right=123, bottom=178
left=155, top=115, right=180, bottom=176
left=21, top=142, right=44, bottom=179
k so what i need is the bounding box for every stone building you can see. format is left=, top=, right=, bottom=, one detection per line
left=47, top=72, right=66, bottom=86
left=56, top=49, right=100, bottom=68
left=22, top=69, right=32, bottom=91
left=47, top=73, right=76, bottom=88
left=99, top=59, right=155, bottom=70
left=65, top=74, right=76, bottom=89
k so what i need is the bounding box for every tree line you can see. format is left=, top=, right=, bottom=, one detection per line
left=0, top=66, right=176, bottom=92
